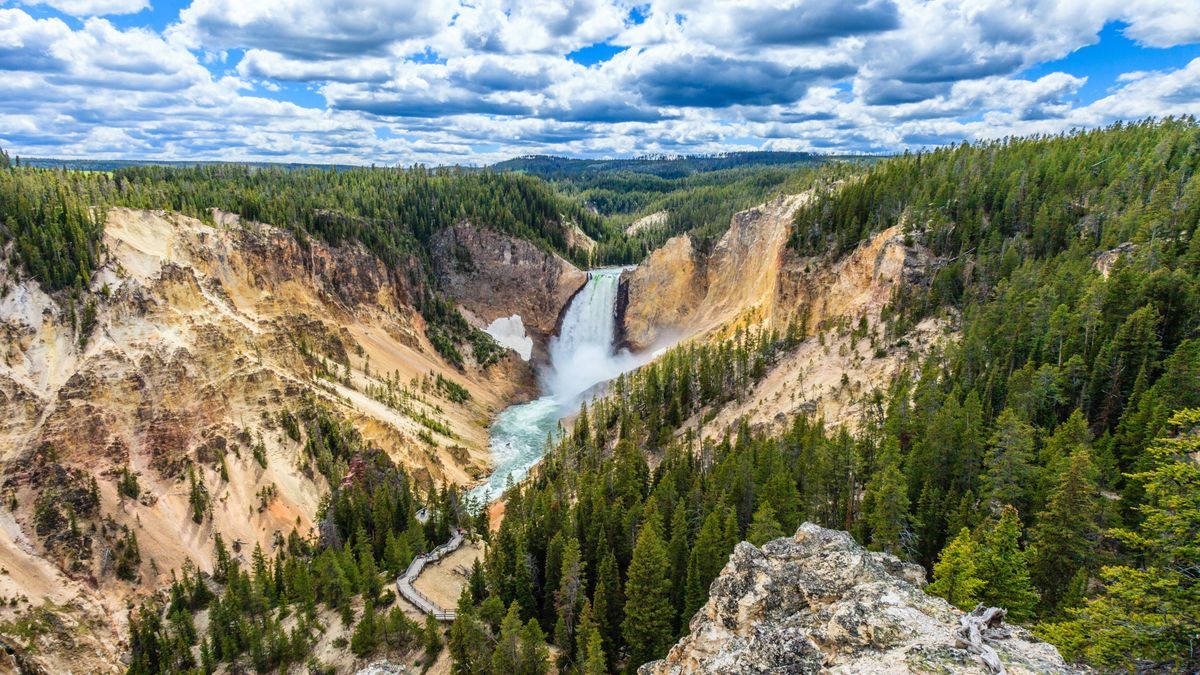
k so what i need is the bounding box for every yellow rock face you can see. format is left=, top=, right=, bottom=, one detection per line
left=621, top=193, right=807, bottom=350
left=0, top=208, right=541, bottom=671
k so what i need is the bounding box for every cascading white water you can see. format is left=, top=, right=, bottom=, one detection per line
left=468, top=267, right=637, bottom=505
left=546, top=268, right=627, bottom=403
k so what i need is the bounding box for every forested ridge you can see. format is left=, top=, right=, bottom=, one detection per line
left=459, top=119, right=1200, bottom=674
left=491, top=151, right=833, bottom=180
left=0, top=160, right=610, bottom=365
left=566, top=164, right=834, bottom=263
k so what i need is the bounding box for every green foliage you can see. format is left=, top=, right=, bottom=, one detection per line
left=864, top=439, right=910, bottom=555
left=622, top=521, right=674, bottom=671
left=113, top=527, right=142, bottom=582
left=186, top=466, right=208, bottom=524
left=0, top=168, right=105, bottom=292
left=1039, top=409, right=1200, bottom=672
left=928, top=528, right=985, bottom=610
left=977, top=506, right=1038, bottom=621
left=1028, top=449, right=1101, bottom=613
left=983, top=409, right=1035, bottom=514
left=350, top=600, right=378, bottom=656
left=747, top=501, right=784, bottom=546
left=117, top=466, right=140, bottom=501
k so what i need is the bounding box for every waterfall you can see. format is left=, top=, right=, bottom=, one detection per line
left=545, top=268, right=627, bottom=404
left=469, top=266, right=638, bottom=505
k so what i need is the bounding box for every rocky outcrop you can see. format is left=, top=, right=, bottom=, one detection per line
left=622, top=194, right=806, bottom=350
left=430, top=223, right=587, bottom=350
left=1093, top=242, right=1136, bottom=279
left=642, top=524, right=1079, bottom=675
left=626, top=210, right=668, bottom=235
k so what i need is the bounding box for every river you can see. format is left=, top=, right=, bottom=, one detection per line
left=467, top=267, right=638, bottom=504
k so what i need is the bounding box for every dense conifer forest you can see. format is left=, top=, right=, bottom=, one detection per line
left=462, top=119, right=1200, bottom=674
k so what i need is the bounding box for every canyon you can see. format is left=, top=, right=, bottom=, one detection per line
left=1, top=191, right=952, bottom=672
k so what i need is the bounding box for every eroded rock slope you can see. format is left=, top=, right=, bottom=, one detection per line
left=0, top=208, right=546, bottom=672
left=431, top=222, right=586, bottom=360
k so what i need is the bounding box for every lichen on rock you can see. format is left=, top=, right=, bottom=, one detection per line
left=641, top=523, right=1082, bottom=675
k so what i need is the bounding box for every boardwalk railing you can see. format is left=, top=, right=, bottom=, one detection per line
left=395, top=529, right=464, bottom=622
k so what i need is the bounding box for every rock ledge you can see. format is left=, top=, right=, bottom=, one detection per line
left=641, top=523, right=1082, bottom=675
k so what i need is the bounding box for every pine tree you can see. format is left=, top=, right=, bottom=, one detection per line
left=760, top=471, right=801, bottom=531
left=449, top=590, right=491, bottom=674
left=666, top=502, right=690, bottom=631
left=622, top=517, right=674, bottom=671
left=469, top=557, right=487, bottom=603
left=1029, top=449, right=1100, bottom=613
left=553, top=536, right=586, bottom=655
left=582, top=626, right=607, bottom=675
left=350, top=600, right=378, bottom=656
left=356, top=527, right=382, bottom=600
left=592, top=546, right=623, bottom=665
left=518, top=618, right=550, bottom=674
left=928, top=528, right=985, bottom=610
left=1040, top=409, right=1200, bottom=671
left=747, top=501, right=784, bottom=546
left=977, top=506, right=1038, bottom=621
left=983, top=409, right=1034, bottom=514
left=292, top=562, right=316, bottom=620
left=492, top=602, right=523, bottom=673
left=684, top=506, right=735, bottom=618
left=423, top=613, right=443, bottom=665
left=864, top=439, right=910, bottom=555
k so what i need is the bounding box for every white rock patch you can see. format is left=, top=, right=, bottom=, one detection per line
left=485, top=314, right=533, bottom=361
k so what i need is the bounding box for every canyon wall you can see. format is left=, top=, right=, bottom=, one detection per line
left=0, top=209, right=549, bottom=672
left=431, top=223, right=587, bottom=358
left=622, top=195, right=948, bottom=435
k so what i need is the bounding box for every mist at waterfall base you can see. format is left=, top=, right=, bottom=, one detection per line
left=467, top=268, right=651, bottom=505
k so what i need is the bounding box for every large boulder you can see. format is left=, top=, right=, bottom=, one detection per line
left=641, top=523, right=1082, bottom=675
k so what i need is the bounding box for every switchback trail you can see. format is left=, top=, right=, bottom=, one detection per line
left=395, top=529, right=464, bottom=621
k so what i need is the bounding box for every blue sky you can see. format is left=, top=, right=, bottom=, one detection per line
left=1, top=0, right=1198, bottom=164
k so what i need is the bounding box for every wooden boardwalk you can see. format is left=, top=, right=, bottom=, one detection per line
left=395, top=528, right=464, bottom=621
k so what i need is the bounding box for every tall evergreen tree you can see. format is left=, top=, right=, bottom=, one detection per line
left=1029, top=449, right=1100, bottom=613
left=747, top=501, right=784, bottom=546
left=977, top=506, right=1039, bottom=621
left=864, top=439, right=910, bottom=555
left=983, top=409, right=1035, bottom=514
left=1040, top=409, right=1200, bottom=671
left=622, top=517, right=674, bottom=671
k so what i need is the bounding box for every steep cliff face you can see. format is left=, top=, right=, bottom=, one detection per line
left=621, top=233, right=704, bottom=350
left=623, top=195, right=946, bottom=435
left=643, top=524, right=1080, bottom=675
left=621, top=194, right=806, bottom=351
left=688, top=224, right=947, bottom=436
left=773, top=223, right=930, bottom=334
left=431, top=223, right=587, bottom=356
left=0, top=209, right=535, bottom=673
